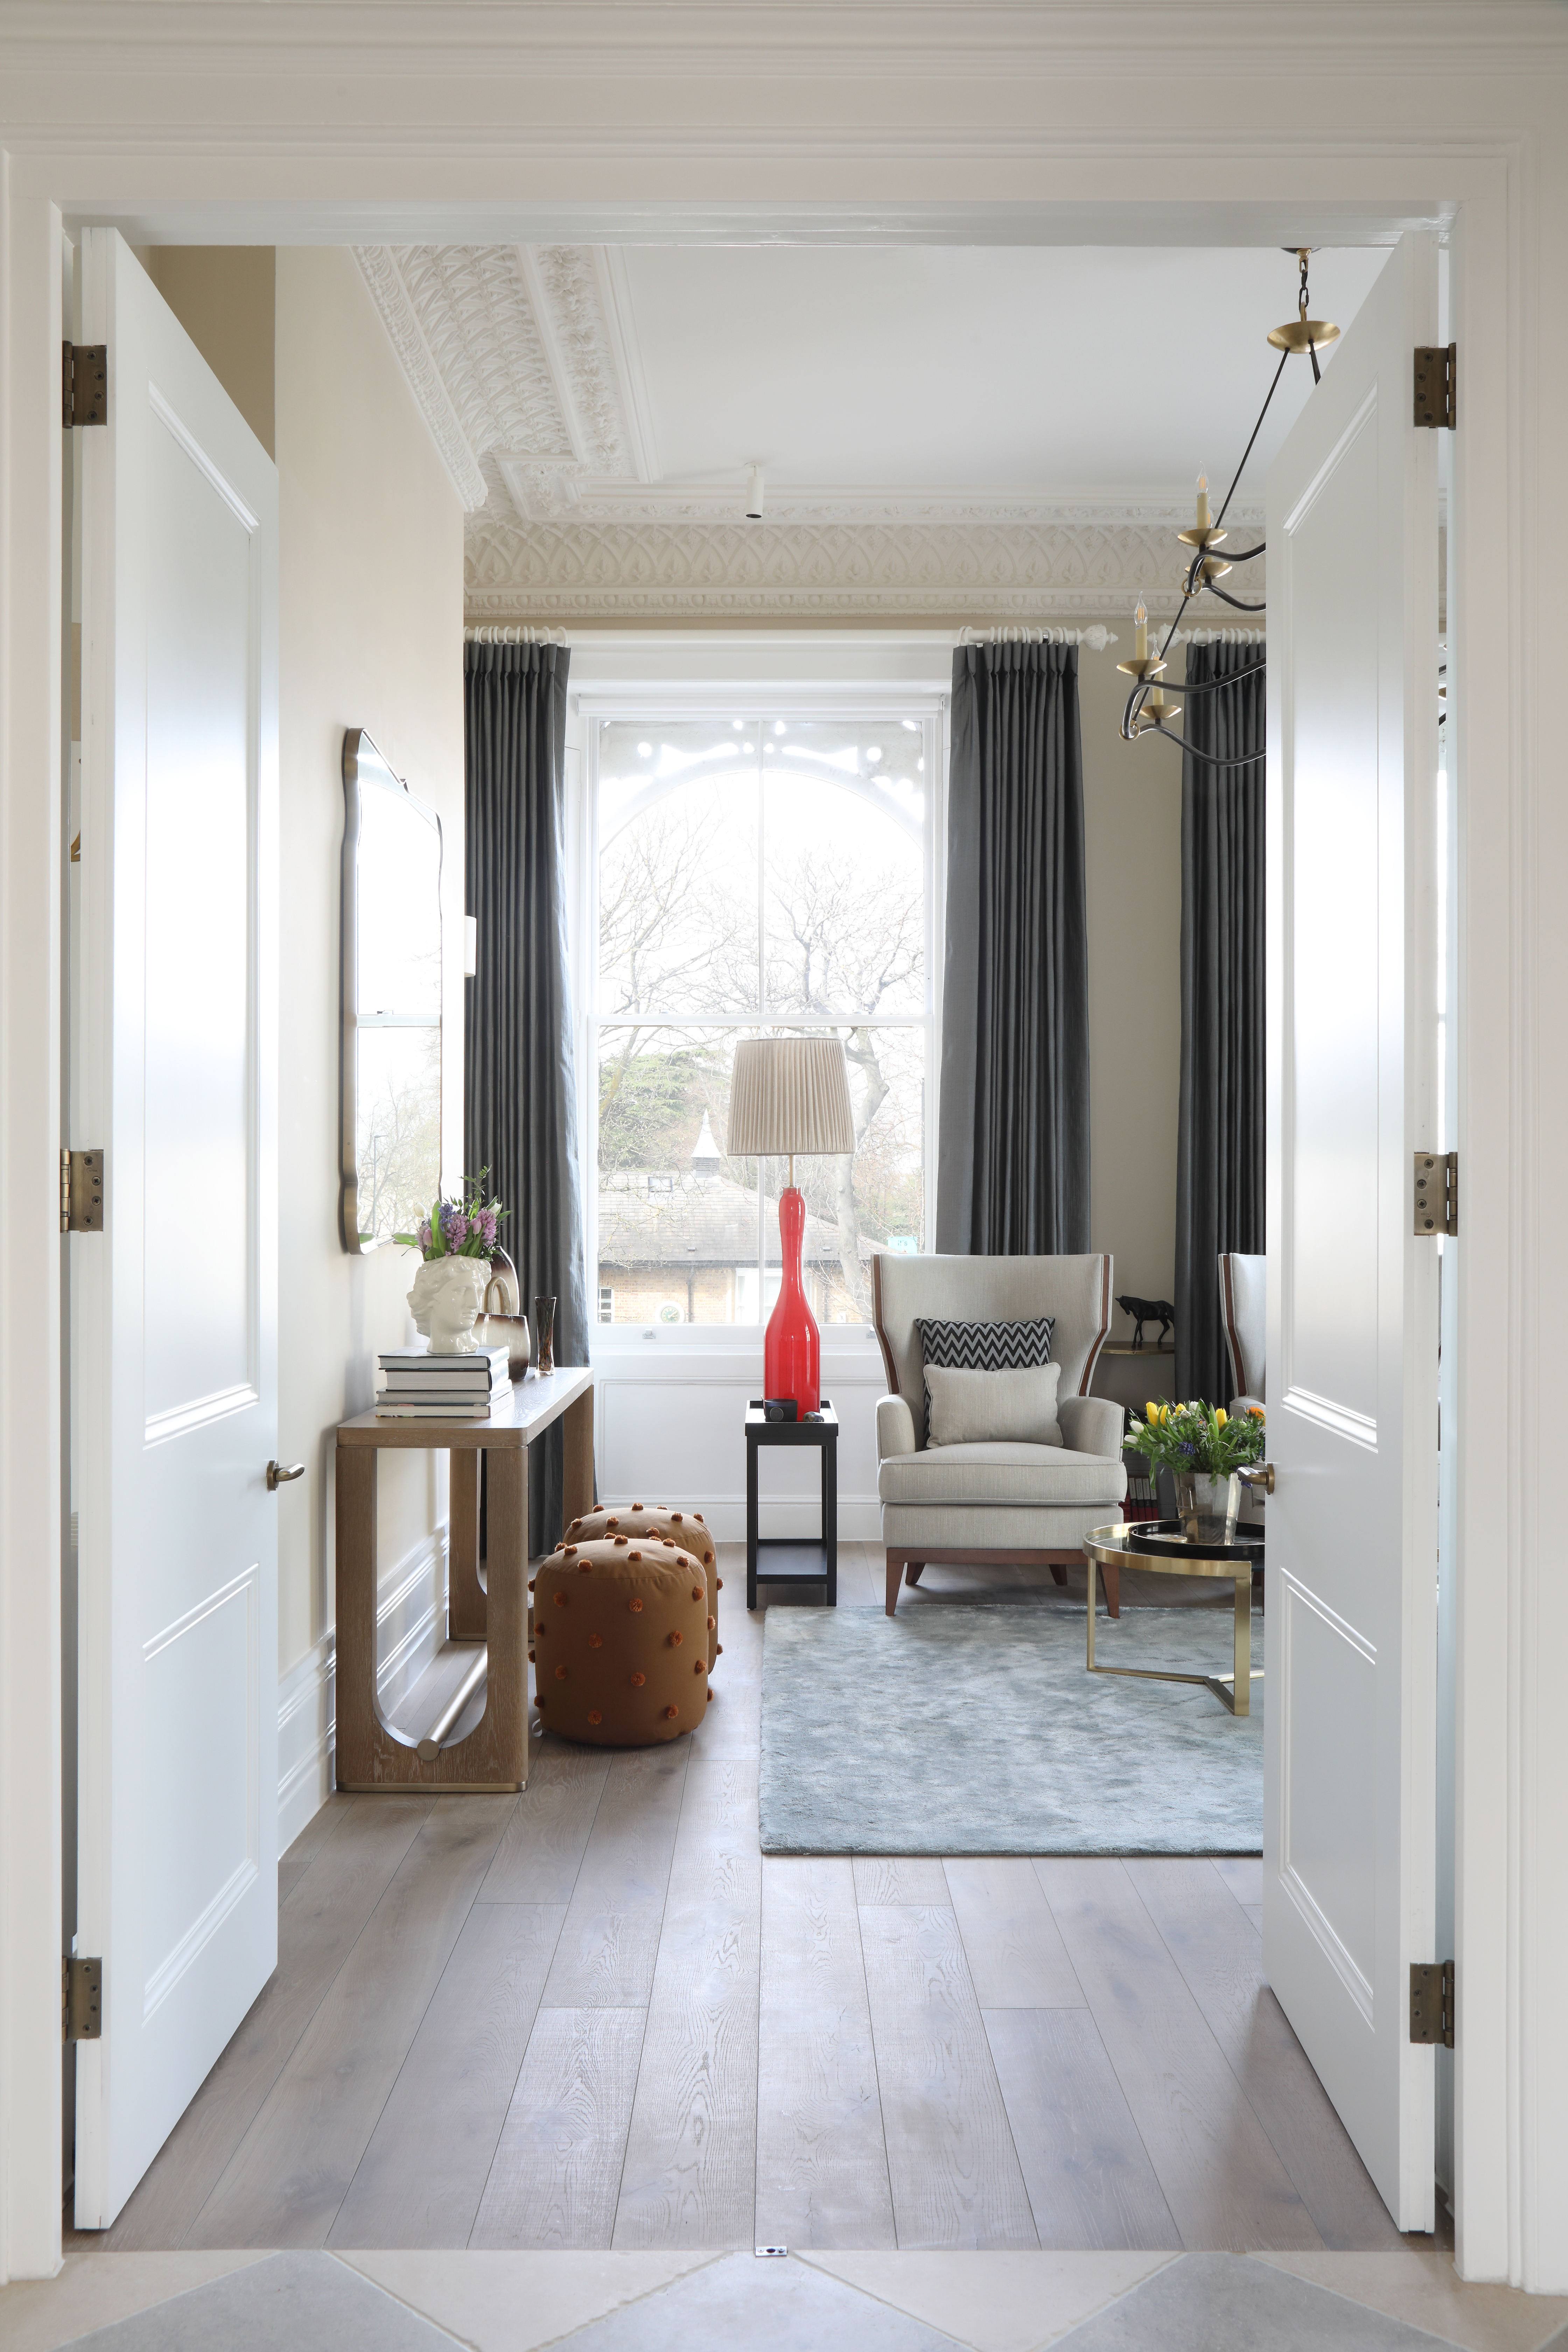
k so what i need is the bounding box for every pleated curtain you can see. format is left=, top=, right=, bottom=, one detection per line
left=1174, top=640, right=1266, bottom=1404
left=463, top=640, right=588, bottom=1554
left=937, top=640, right=1091, bottom=1255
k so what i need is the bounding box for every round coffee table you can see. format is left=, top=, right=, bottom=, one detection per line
left=1082, top=1521, right=1264, bottom=1717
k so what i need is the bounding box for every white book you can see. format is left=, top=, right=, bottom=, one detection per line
left=374, top=1401, right=493, bottom=1420
left=378, top=1344, right=509, bottom=1374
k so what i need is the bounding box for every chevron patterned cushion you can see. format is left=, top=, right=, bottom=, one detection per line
left=917, top=1315, right=1055, bottom=1435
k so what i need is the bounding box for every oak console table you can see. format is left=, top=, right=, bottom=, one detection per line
left=335, top=1366, right=594, bottom=1793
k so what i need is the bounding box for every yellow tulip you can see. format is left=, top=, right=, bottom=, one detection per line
left=1146, top=1401, right=1160, bottom=1424
left=1215, top=1408, right=1228, bottom=1428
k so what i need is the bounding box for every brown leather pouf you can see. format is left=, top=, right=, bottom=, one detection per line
left=528, top=1535, right=712, bottom=1747
left=565, top=1505, right=721, bottom=1673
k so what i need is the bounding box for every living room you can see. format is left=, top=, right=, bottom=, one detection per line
left=2, top=10, right=1566, bottom=2351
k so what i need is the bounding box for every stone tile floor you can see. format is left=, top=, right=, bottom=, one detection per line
left=5, top=2247, right=1568, bottom=2352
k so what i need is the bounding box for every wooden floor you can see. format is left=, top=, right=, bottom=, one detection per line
left=92, top=1545, right=1408, bottom=2254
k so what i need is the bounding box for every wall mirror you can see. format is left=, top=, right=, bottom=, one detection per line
left=340, top=728, right=443, bottom=1253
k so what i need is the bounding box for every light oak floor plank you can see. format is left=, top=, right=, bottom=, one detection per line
left=983, top=2007, right=1182, bottom=2251
left=756, top=1857, right=897, bottom=2249
left=1244, top=1905, right=1264, bottom=1934
left=944, top=1858, right=1087, bottom=2009
left=1126, top=1858, right=1405, bottom=2250
left=469, top=2007, right=646, bottom=2248
left=183, top=1795, right=512, bottom=2248
left=859, top=1903, right=1039, bottom=2248
left=278, top=1792, right=358, bottom=1900
left=476, top=1740, right=610, bottom=1905
left=539, top=1744, right=691, bottom=2009
left=103, top=1794, right=434, bottom=2250
left=1211, top=1856, right=1265, bottom=1910
left=1033, top=1858, right=1324, bottom=2253
left=854, top=1857, right=952, bottom=1907
left=612, top=1760, right=762, bottom=2249
left=326, top=1901, right=566, bottom=2249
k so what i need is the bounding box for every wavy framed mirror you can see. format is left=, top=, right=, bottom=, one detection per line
left=340, top=728, right=443, bottom=1253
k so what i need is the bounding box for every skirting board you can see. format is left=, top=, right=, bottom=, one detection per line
left=276, top=1523, right=449, bottom=1855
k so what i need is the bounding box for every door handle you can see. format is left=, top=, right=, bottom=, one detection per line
left=1239, top=1462, right=1275, bottom=1494
left=266, top=1461, right=305, bottom=1491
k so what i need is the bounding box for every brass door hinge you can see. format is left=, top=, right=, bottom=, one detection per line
left=61, top=1147, right=105, bottom=1233
left=62, top=342, right=107, bottom=430
left=1410, top=1958, right=1455, bottom=2047
left=1413, top=1151, right=1457, bottom=1238
left=63, top=1955, right=102, bottom=2042
left=1414, top=344, right=1456, bottom=430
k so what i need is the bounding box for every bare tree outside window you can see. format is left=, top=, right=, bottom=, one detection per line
left=593, top=716, right=932, bottom=1326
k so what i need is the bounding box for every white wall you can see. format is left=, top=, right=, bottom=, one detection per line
left=272, top=248, right=466, bottom=1839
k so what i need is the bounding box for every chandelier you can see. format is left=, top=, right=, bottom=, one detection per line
left=1118, top=250, right=1340, bottom=770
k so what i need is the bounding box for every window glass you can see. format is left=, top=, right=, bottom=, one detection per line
left=592, top=713, right=932, bottom=1328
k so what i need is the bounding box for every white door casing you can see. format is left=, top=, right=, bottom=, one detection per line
left=73, top=229, right=279, bottom=2228
left=1264, top=231, right=1441, bottom=2232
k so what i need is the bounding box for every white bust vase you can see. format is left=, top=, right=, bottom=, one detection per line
left=406, top=1255, right=490, bottom=1354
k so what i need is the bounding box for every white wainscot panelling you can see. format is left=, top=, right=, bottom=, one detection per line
left=590, top=1339, right=886, bottom=1543
left=275, top=1525, right=448, bottom=1855
left=1280, top=1567, right=1379, bottom=2019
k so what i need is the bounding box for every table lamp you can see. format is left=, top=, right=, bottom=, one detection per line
left=727, top=1036, right=855, bottom=1413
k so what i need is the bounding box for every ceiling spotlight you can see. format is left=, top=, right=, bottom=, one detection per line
left=745, top=465, right=765, bottom=520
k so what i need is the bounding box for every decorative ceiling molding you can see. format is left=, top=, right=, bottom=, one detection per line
left=517, top=245, right=638, bottom=478
left=463, top=513, right=1265, bottom=626
left=352, top=246, right=487, bottom=509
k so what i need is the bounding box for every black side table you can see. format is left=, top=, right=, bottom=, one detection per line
left=745, top=1399, right=838, bottom=1610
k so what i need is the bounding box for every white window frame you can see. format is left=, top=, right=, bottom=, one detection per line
left=570, top=672, right=949, bottom=1353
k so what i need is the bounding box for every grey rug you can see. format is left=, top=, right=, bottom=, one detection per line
left=760, top=1599, right=1262, bottom=1856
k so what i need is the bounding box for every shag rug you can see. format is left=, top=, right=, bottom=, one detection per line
left=759, top=1600, right=1262, bottom=1856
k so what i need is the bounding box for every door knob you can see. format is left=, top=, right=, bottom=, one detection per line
left=266, top=1460, right=304, bottom=1490
left=1239, top=1462, right=1275, bottom=1494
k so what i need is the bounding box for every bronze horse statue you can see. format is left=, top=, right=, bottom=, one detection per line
left=1116, top=1294, right=1175, bottom=1350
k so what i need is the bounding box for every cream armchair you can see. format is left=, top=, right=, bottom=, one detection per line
left=872, top=1252, right=1128, bottom=1618
left=1218, top=1251, right=1266, bottom=1412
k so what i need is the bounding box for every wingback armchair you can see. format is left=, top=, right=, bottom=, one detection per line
left=1218, top=1251, right=1266, bottom=1412
left=872, top=1252, right=1127, bottom=1618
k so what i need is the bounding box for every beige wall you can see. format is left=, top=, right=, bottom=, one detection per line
left=274, top=246, right=465, bottom=1675
left=1078, top=628, right=1184, bottom=1354
left=136, top=247, right=276, bottom=457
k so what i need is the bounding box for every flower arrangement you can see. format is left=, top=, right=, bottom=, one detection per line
left=1124, top=1397, right=1266, bottom=1478
left=395, top=1171, right=507, bottom=1262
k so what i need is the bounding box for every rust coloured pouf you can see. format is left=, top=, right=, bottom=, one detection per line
left=529, top=1534, right=712, bottom=1747
left=566, top=1504, right=721, bottom=1672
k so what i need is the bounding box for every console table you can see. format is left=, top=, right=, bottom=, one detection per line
left=335, top=1366, right=594, bottom=1792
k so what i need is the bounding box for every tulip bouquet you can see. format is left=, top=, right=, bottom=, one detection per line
left=1124, top=1396, right=1267, bottom=1479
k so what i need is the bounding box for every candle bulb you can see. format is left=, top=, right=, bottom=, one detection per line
left=1134, top=601, right=1148, bottom=661
left=1196, top=471, right=1211, bottom=531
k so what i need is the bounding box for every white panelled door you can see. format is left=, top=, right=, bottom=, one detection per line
left=1264, top=231, right=1441, bottom=2230
left=74, top=230, right=279, bottom=2227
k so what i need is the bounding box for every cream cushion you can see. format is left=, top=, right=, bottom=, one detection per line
left=925, top=1360, right=1063, bottom=1448
left=878, top=1441, right=1125, bottom=1508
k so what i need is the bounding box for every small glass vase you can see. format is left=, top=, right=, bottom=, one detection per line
left=1173, top=1469, right=1241, bottom=1550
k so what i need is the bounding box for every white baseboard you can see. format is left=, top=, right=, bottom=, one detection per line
left=276, top=1524, right=448, bottom=1857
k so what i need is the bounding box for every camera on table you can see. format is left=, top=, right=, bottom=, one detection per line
left=752, top=1396, right=798, bottom=1423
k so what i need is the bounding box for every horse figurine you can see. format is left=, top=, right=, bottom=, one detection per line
left=1116, top=1294, right=1175, bottom=1350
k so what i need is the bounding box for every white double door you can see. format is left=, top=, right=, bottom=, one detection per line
left=1264, top=230, right=1443, bottom=2231
left=72, top=229, right=280, bottom=2227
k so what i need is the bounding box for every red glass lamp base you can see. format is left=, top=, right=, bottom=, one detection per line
left=764, top=1186, right=820, bottom=1414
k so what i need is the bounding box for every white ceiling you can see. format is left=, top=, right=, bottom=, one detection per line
left=362, top=238, right=1393, bottom=527
left=620, top=244, right=1393, bottom=498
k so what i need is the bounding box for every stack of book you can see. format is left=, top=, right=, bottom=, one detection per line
left=375, top=1345, right=510, bottom=1420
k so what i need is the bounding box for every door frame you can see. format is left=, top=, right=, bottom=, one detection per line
left=0, top=77, right=1549, bottom=2288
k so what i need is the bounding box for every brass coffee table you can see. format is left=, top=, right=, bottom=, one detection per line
left=1083, top=1522, right=1264, bottom=1717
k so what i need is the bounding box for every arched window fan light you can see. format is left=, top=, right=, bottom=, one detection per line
left=1119, top=249, right=1339, bottom=771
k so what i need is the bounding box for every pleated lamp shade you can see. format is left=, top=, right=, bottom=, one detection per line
left=727, top=1036, right=855, bottom=1158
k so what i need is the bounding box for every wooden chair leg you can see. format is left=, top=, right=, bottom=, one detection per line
left=1102, top=1559, right=1121, bottom=1619
left=904, top=1561, right=924, bottom=1586
left=886, top=1553, right=905, bottom=1617
left=1049, top=1563, right=1068, bottom=1586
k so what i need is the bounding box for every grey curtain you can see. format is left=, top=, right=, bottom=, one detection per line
left=1174, top=640, right=1266, bottom=1404
left=937, top=640, right=1091, bottom=1255
left=463, top=640, right=587, bottom=1555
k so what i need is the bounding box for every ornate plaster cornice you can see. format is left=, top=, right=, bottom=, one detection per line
left=463, top=512, right=1266, bottom=626
left=352, top=246, right=488, bottom=509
